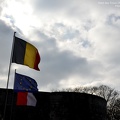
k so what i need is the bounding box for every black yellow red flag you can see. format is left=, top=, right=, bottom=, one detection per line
left=12, top=36, right=40, bottom=70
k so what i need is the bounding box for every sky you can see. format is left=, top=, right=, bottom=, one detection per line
left=0, top=0, right=120, bottom=92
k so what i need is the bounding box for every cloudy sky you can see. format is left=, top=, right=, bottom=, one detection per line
left=0, top=0, right=120, bottom=92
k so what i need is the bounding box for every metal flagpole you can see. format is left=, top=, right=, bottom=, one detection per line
left=3, top=32, right=16, bottom=120
left=10, top=69, right=16, bottom=120
left=6, top=32, right=16, bottom=89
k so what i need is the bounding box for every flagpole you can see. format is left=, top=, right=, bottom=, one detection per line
left=6, top=32, right=16, bottom=89
left=10, top=69, right=16, bottom=120
left=3, top=32, right=16, bottom=120
left=13, top=69, right=16, bottom=89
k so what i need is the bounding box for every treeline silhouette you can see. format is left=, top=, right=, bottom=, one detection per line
left=53, top=85, right=120, bottom=120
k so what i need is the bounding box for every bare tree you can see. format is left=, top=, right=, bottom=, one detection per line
left=56, top=85, right=120, bottom=120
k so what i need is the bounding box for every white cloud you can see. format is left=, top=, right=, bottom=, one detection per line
left=0, top=0, right=120, bottom=91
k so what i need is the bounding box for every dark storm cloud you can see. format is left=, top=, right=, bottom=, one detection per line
left=0, top=20, right=13, bottom=65
left=1, top=0, right=120, bottom=91
left=0, top=19, right=14, bottom=87
left=28, top=29, right=104, bottom=89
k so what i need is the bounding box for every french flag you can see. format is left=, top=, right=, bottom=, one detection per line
left=16, top=92, right=37, bottom=106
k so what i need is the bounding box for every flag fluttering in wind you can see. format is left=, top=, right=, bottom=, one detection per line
left=14, top=72, right=38, bottom=106
left=16, top=92, right=37, bottom=106
left=3, top=33, right=40, bottom=119
left=12, top=36, right=40, bottom=71
left=14, top=72, right=38, bottom=92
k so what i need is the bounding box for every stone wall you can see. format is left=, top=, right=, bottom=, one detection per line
left=0, top=89, right=107, bottom=120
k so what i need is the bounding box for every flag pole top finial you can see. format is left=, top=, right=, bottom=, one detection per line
left=14, top=32, right=16, bottom=36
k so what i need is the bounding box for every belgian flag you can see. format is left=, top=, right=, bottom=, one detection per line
left=12, top=36, right=40, bottom=71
